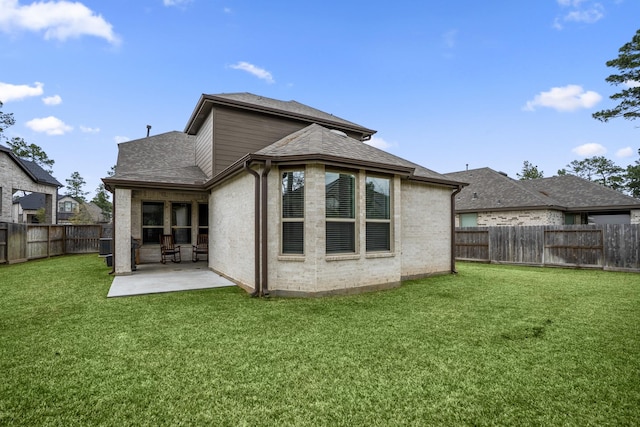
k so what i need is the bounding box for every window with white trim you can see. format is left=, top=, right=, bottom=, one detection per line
left=282, top=170, right=305, bottom=254
left=365, top=175, right=391, bottom=251
left=325, top=171, right=356, bottom=254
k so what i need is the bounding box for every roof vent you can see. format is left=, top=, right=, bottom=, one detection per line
left=330, top=129, right=347, bottom=138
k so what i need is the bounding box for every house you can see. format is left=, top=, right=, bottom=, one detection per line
left=103, top=93, right=465, bottom=297
left=57, top=195, right=108, bottom=224
left=12, top=193, right=108, bottom=224
left=0, top=144, right=62, bottom=223
left=444, top=167, right=640, bottom=226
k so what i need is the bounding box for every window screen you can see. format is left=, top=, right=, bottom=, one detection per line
left=282, top=170, right=304, bottom=254
left=326, top=171, right=356, bottom=254
left=366, top=176, right=391, bottom=251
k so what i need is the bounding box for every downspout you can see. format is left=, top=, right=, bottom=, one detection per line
left=110, top=187, right=116, bottom=275
left=450, top=185, right=463, bottom=274
left=260, top=160, right=272, bottom=297
left=244, top=160, right=261, bottom=297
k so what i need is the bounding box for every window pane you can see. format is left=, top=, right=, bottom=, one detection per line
left=366, top=222, right=390, bottom=251
left=366, top=176, right=390, bottom=220
left=172, top=203, right=192, bottom=226
left=326, top=172, right=355, bottom=219
left=326, top=222, right=355, bottom=253
left=460, top=213, right=478, bottom=227
left=142, top=227, right=162, bottom=244
left=282, top=222, right=304, bottom=254
left=143, top=202, right=163, bottom=226
left=282, top=171, right=304, bottom=218
left=198, top=204, right=208, bottom=227
left=173, top=228, right=191, bottom=244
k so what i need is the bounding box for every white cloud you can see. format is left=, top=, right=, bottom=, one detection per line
left=442, top=29, right=457, bottom=49
left=616, top=147, right=634, bottom=158
left=624, top=80, right=640, bottom=88
left=523, top=84, right=602, bottom=112
left=114, top=136, right=130, bottom=144
left=230, top=61, right=275, bottom=84
left=26, top=116, right=72, bottom=135
left=223, top=7, right=232, bottom=14
left=163, top=0, right=192, bottom=6
left=80, top=125, right=99, bottom=133
left=42, top=94, right=62, bottom=105
left=554, top=0, right=604, bottom=29
left=364, top=136, right=393, bottom=150
left=0, top=0, right=120, bottom=45
left=0, top=81, right=44, bottom=102
left=572, top=143, right=606, bottom=156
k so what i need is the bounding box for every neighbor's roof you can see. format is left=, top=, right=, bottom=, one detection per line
left=184, top=92, right=376, bottom=138
left=251, top=124, right=462, bottom=186
left=105, top=131, right=208, bottom=189
left=13, top=192, right=46, bottom=210
left=0, top=144, right=62, bottom=187
left=444, top=167, right=640, bottom=212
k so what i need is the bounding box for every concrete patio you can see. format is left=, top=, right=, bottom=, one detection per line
left=107, top=261, right=236, bottom=297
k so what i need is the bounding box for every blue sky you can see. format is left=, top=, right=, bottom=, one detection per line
left=1, top=0, right=639, bottom=198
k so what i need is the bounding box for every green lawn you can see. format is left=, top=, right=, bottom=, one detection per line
left=1, top=255, right=638, bottom=426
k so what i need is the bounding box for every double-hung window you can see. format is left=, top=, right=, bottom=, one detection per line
left=142, top=202, right=164, bottom=244
left=326, top=171, right=356, bottom=254
left=282, top=170, right=305, bottom=254
left=365, top=176, right=391, bottom=251
left=172, top=203, right=192, bottom=244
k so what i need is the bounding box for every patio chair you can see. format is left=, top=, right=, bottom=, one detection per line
left=192, top=233, right=208, bottom=262
left=160, top=234, right=181, bottom=264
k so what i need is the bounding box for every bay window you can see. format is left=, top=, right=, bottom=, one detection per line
left=326, top=171, right=356, bottom=254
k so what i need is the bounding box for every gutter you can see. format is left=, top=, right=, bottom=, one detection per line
left=450, top=184, right=464, bottom=274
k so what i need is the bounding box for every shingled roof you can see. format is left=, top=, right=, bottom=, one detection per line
left=444, top=167, right=640, bottom=212
left=0, top=144, right=62, bottom=187
left=108, top=131, right=207, bottom=188
left=184, top=92, right=376, bottom=139
left=253, top=124, right=461, bottom=186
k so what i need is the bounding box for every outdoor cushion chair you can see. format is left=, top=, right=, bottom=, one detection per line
left=160, top=234, right=181, bottom=264
left=192, top=233, right=208, bottom=262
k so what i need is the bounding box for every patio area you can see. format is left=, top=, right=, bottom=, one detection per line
left=107, top=261, right=236, bottom=297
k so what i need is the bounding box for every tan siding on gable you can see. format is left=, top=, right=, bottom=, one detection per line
left=212, top=108, right=308, bottom=176
left=195, top=111, right=213, bottom=178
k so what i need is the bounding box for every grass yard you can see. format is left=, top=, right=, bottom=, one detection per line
left=1, top=255, right=638, bottom=426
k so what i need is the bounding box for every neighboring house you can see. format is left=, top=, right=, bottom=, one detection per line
left=12, top=193, right=107, bottom=224
left=1, top=144, right=62, bottom=223
left=57, top=195, right=108, bottom=224
left=444, top=167, right=640, bottom=226
left=103, top=92, right=464, bottom=297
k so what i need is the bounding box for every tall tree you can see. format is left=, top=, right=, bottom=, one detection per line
left=627, top=149, right=640, bottom=198
left=0, top=101, right=16, bottom=138
left=92, top=183, right=112, bottom=222
left=517, top=161, right=544, bottom=180
left=7, top=137, right=55, bottom=174
left=560, top=156, right=626, bottom=191
left=592, top=29, right=640, bottom=122
left=65, top=171, right=89, bottom=202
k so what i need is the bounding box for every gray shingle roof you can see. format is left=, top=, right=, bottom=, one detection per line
left=112, top=131, right=208, bottom=185
left=14, top=192, right=46, bottom=210
left=444, top=167, right=640, bottom=211
left=521, top=175, right=640, bottom=210
left=255, top=124, right=460, bottom=185
left=0, top=144, right=62, bottom=187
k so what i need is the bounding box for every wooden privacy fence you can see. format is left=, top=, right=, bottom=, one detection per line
left=455, top=225, right=640, bottom=272
left=0, top=223, right=112, bottom=264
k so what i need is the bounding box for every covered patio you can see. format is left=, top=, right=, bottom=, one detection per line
left=107, top=261, right=235, bottom=297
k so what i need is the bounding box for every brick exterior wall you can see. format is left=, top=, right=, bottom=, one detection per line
left=454, top=209, right=564, bottom=227
left=0, top=152, right=58, bottom=223
left=400, top=181, right=452, bottom=278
